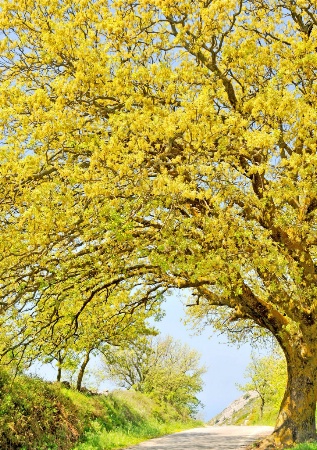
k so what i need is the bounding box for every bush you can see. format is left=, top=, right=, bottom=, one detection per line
left=0, top=370, right=81, bottom=450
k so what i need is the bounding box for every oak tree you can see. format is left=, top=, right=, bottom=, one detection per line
left=0, top=0, right=317, bottom=447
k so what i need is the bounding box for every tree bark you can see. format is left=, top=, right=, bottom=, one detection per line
left=273, top=357, right=317, bottom=445
left=258, top=341, right=317, bottom=449
left=76, top=349, right=92, bottom=391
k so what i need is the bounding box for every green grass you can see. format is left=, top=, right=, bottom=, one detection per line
left=70, top=389, right=202, bottom=450
left=0, top=370, right=82, bottom=450
left=0, top=368, right=202, bottom=450
left=289, top=444, right=317, bottom=450
left=72, top=418, right=199, bottom=450
left=222, top=396, right=278, bottom=427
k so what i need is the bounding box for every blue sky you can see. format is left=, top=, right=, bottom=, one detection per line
left=154, top=293, right=253, bottom=421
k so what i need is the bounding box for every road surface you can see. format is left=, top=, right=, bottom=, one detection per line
left=127, top=425, right=273, bottom=449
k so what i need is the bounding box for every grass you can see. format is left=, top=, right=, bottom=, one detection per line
left=0, top=370, right=81, bottom=450
left=70, top=389, right=202, bottom=450
left=289, top=444, right=317, bottom=450
left=220, top=396, right=278, bottom=427
left=0, top=368, right=202, bottom=450
left=72, top=418, right=199, bottom=450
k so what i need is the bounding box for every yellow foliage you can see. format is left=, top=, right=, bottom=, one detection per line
left=0, top=3, right=317, bottom=442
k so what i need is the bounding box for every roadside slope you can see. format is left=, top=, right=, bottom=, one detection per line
left=0, top=369, right=201, bottom=450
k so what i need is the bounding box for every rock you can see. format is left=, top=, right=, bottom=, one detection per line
left=80, top=386, right=89, bottom=393
left=80, top=386, right=98, bottom=395
left=208, top=391, right=259, bottom=426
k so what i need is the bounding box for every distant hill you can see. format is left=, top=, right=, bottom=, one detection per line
left=208, top=391, right=260, bottom=426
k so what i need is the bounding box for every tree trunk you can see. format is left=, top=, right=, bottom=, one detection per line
left=56, top=351, right=63, bottom=382
left=259, top=343, right=317, bottom=449
left=259, top=396, right=264, bottom=419
left=76, top=349, right=92, bottom=391
left=273, top=357, right=317, bottom=445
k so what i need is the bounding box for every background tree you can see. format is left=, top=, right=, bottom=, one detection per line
left=0, top=0, right=316, bottom=447
left=102, top=335, right=206, bottom=417
left=238, top=350, right=287, bottom=419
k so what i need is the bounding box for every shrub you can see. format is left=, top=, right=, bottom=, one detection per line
left=0, top=370, right=81, bottom=450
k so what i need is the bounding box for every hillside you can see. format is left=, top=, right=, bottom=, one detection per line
left=209, top=392, right=260, bottom=426
left=209, top=392, right=281, bottom=427
left=0, top=369, right=201, bottom=450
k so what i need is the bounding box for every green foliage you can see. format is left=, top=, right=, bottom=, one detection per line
left=0, top=369, right=81, bottom=450
left=237, top=350, right=287, bottom=422
left=230, top=396, right=278, bottom=427
left=1, top=0, right=317, bottom=444
left=289, top=444, right=317, bottom=450
left=0, top=368, right=201, bottom=450
left=22, top=288, right=161, bottom=388
left=72, top=419, right=199, bottom=450
left=101, top=335, right=206, bottom=416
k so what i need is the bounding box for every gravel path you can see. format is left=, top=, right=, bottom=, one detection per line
left=127, top=425, right=273, bottom=449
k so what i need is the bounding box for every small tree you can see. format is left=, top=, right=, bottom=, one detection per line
left=238, top=350, right=287, bottom=420
left=102, top=335, right=206, bottom=416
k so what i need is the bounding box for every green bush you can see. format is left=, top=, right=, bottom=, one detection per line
left=0, top=370, right=81, bottom=450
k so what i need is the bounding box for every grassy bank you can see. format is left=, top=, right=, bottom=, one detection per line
left=70, top=389, right=200, bottom=450
left=240, top=397, right=278, bottom=427
left=0, top=369, right=201, bottom=450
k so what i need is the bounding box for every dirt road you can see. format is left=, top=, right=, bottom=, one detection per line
left=127, top=425, right=273, bottom=449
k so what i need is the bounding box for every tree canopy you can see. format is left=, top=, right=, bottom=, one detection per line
left=0, top=0, right=317, bottom=447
